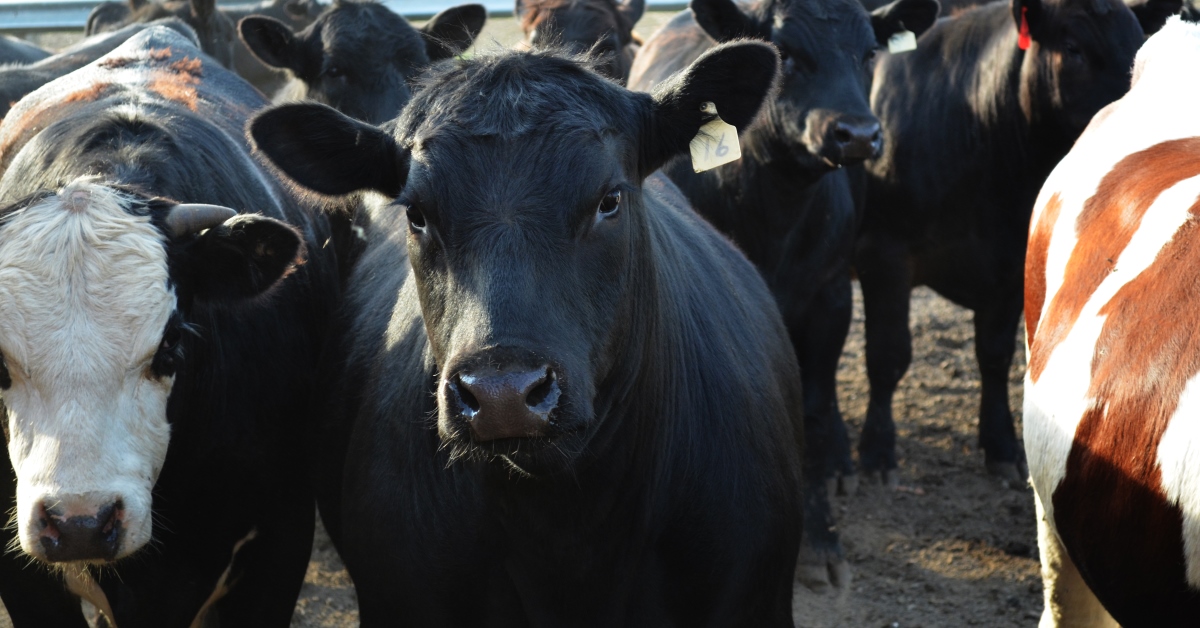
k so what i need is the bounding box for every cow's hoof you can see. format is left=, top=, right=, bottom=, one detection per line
left=862, top=468, right=899, bottom=488
left=796, top=552, right=852, bottom=593
left=825, top=473, right=860, bottom=497
left=985, top=459, right=1028, bottom=487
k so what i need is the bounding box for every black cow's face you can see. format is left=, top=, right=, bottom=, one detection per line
left=87, top=0, right=237, bottom=67
left=1014, top=0, right=1177, bottom=136
left=516, top=0, right=645, bottom=81
left=239, top=1, right=486, bottom=124
left=251, top=42, right=780, bottom=476
left=692, top=0, right=939, bottom=171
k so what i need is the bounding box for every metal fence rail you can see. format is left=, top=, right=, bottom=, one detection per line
left=0, top=0, right=685, bottom=33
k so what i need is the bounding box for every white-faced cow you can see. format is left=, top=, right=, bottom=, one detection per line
left=238, top=0, right=486, bottom=124
left=0, top=26, right=338, bottom=626
left=627, top=0, right=939, bottom=589
left=1025, top=16, right=1200, bottom=626
left=0, top=19, right=196, bottom=121
left=250, top=42, right=804, bottom=624
left=514, top=0, right=645, bottom=82
left=856, top=0, right=1179, bottom=484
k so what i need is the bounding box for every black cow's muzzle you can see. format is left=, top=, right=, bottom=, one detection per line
left=444, top=364, right=562, bottom=442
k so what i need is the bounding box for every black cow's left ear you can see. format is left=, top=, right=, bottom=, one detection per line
left=176, top=215, right=303, bottom=303
left=249, top=102, right=410, bottom=197
left=239, top=16, right=303, bottom=73
left=1127, top=0, right=1182, bottom=34
left=641, top=40, right=779, bottom=176
left=870, top=0, right=940, bottom=44
left=420, top=4, right=487, bottom=61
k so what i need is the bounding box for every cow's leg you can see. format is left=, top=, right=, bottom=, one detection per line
left=973, top=291, right=1026, bottom=482
left=791, top=275, right=853, bottom=592
left=1035, top=495, right=1116, bottom=628
left=855, top=234, right=913, bottom=485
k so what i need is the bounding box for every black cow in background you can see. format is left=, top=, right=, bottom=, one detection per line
left=251, top=42, right=804, bottom=624
left=0, top=36, right=50, bottom=66
left=514, top=0, right=645, bottom=82
left=223, top=0, right=326, bottom=95
left=87, top=0, right=237, bottom=67
left=238, top=0, right=486, bottom=123
left=628, top=0, right=938, bottom=589
left=0, top=26, right=339, bottom=626
left=856, top=0, right=1179, bottom=484
left=0, top=19, right=196, bottom=120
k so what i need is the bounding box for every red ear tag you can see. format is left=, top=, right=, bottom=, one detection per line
left=1018, top=6, right=1032, bottom=50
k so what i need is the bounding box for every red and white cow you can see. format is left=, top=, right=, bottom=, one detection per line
left=1025, top=16, right=1200, bottom=626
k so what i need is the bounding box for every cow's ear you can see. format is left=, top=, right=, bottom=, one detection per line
left=239, top=16, right=302, bottom=72
left=641, top=40, right=779, bottom=176
left=1011, top=0, right=1043, bottom=38
left=249, top=102, right=410, bottom=197
left=870, top=0, right=940, bottom=44
left=86, top=2, right=131, bottom=34
left=191, top=0, right=215, bottom=21
left=690, top=0, right=768, bottom=42
left=177, top=215, right=304, bottom=303
left=1127, top=0, right=1181, bottom=34
left=420, top=4, right=487, bottom=61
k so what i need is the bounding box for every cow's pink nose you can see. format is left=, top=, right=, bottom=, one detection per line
left=38, top=499, right=123, bottom=562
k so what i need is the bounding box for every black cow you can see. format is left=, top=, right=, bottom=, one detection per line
left=0, top=36, right=50, bottom=66
left=250, top=42, right=803, bottom=624
left=238, top=0, right=486, bottom=124
left=0, top=26, right=338, bottom=626
left=223, top=0, right=326, bottom=95
left=627, top=0, right=938, bottom=589
left=857, top=0, right=1179, bottom=483
left=0, top=19, right=196, bottom=121
left=86, top=0, right=237, bottom=68
left=515, top=0, right=645, bottom=81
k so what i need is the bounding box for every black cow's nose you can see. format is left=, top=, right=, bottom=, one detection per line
left=831, top=119, right=882, bottom=163
left=39, top=500, right=122, bottom=562
left=447, top=366, right=560, bottom=441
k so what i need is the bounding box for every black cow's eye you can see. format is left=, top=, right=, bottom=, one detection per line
left=152, top=323, right=185, bottom=378
left=597, top=189, right=621, bottom=219
left=864, top=49, right=878, bottom=66
left=405, top=204, right=427, bottom=232
left=326, top=64, right=345, bottom=78
left=1064, top=41, right=1084, bottom=60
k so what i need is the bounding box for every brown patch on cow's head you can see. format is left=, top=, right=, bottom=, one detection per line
left=1028, top=138, right=1200, bottom=382
left=62, top=82, right=112, bottom=104
left=99, top=56, right=137, bottom=70
left=147, top=58, right=202, bottom=112
left=1025, top=192, right=1062, bottom=344
left=1052, top=176, right=1200, bottom=622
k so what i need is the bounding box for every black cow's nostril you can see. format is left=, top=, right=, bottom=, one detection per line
left=448, top=365, right=560, bottom=441
left=834, top=127, right=854, bottom=144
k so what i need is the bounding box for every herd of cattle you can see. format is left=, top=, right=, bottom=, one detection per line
left=0, top=0, right=1196, bottom=622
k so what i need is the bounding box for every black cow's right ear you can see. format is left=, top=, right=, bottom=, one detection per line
left=249, top=102, right=410, bottom=198
left=690, top=0, right=768, bottom=42
left=420, top=4, right=487, bottom=61
left=239, top=16, right=302, bottom=72
left=870, top=0, right=940, bottom=44
left=641, top=40, right=779, bottom=176
left=1127, top=0, right=1182, bottom=34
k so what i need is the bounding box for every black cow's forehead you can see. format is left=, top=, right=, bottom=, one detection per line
left=398, top=50, right=640, bottom=142
left=315, top=2, right=427, bottom=64
left=773, top=0, right=876, bottom=51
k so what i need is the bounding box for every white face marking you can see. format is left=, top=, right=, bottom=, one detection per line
left=0, top=179, right=175, bottom=562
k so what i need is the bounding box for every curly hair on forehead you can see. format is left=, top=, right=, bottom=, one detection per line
left=400, top=48, right=638, bottom=140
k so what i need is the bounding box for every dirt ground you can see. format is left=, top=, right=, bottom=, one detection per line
left=2, top=12, right=1041, bottom=628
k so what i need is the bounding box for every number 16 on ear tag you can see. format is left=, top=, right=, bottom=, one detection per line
left=690, top=102, right=742, bottom=173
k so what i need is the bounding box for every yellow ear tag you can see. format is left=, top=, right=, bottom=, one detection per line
left=887, top=30, right=917, bottom=53
left=689, top=101, right=742, bottom=173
